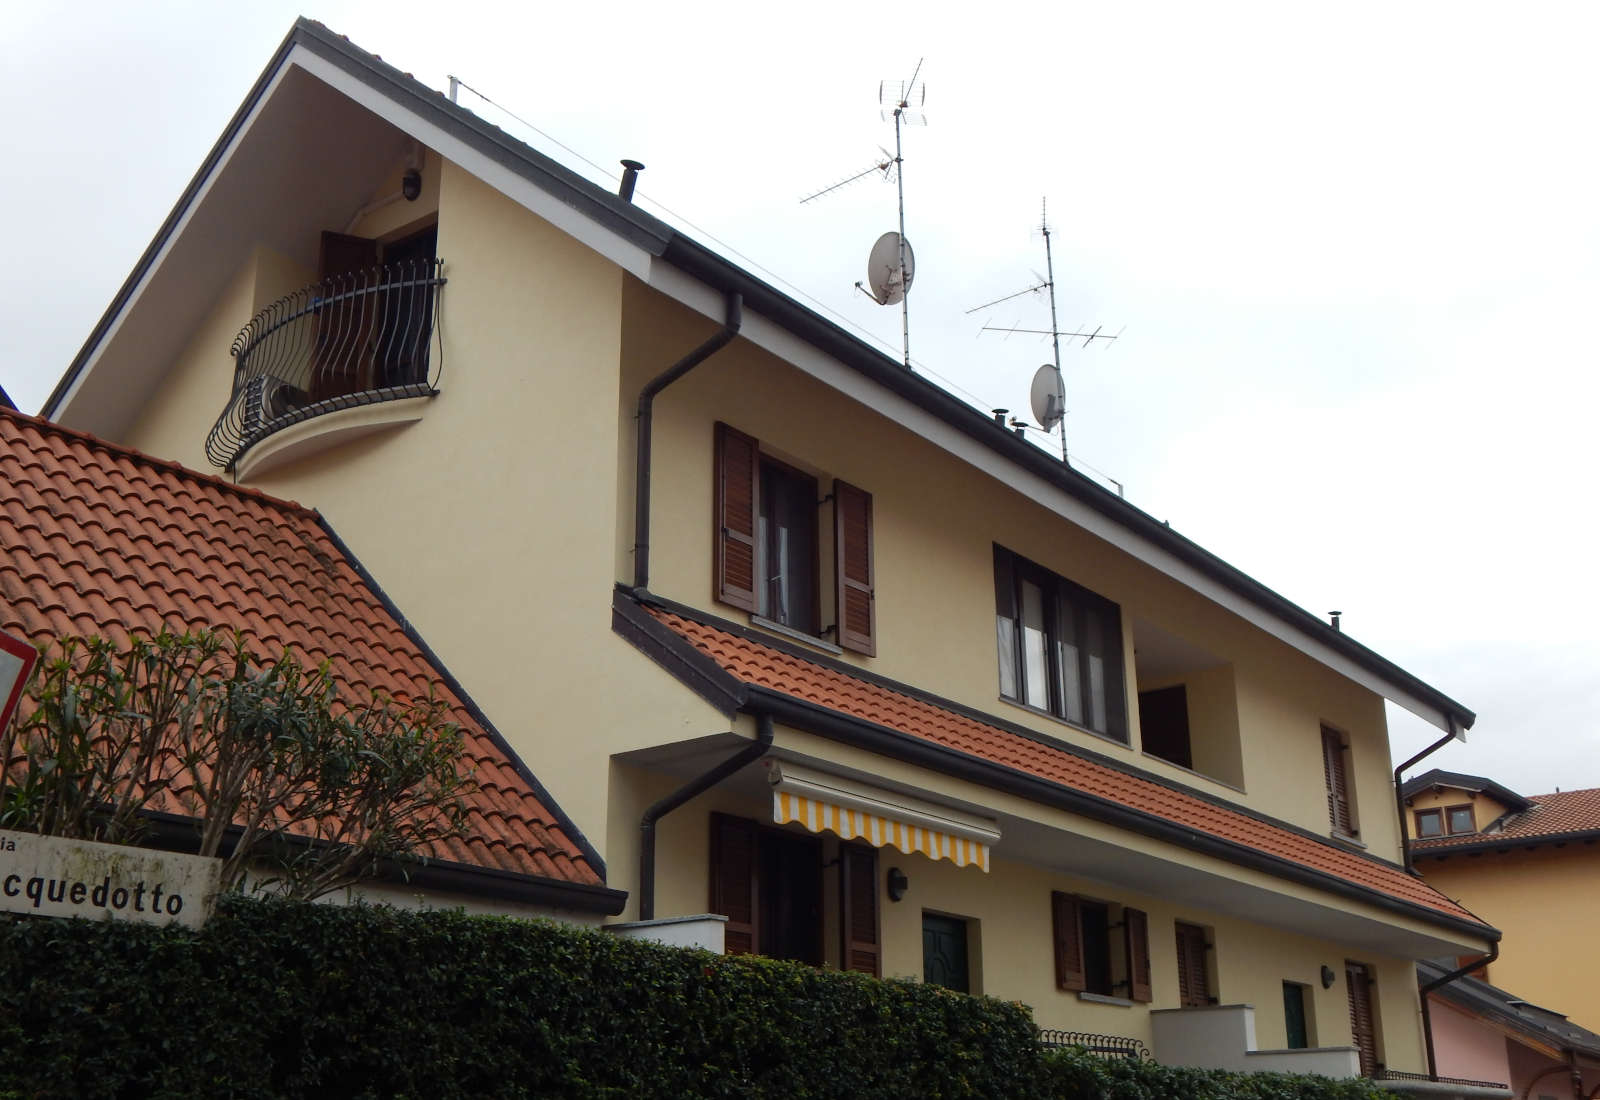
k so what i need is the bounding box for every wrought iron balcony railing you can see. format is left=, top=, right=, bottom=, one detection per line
left=205, top=258, right=446, bottom=470
left=1036, top=1029, right=1151, bottom=1061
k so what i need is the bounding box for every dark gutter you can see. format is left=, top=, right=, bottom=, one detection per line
left=611, top=590, right=748, bottom=717
left=138, top=812, right=626, bottom=915
left=633, top=291, right=742, bottom=590
left=1395, top=724, right=1457, bottom=874
left=638, top=713, right=773, bottom=921
left=316, top=515, right=611, bottom=879
left=745, top=685, right=1499, bottom=944
left=1412, top=827, right=1600, bottom=860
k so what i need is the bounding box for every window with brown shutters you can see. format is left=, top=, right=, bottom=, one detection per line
left=1052, top=892, right=1150, bottom=1002
left=1123, top=907, right=1152, bottom=1003
left=712, top=423, right=876, bottom=655
left=1051, top=891, right=1086, bottom=992
left=709, top=813, right=758, bottom=956
left=834, top=480, right=876, bottom=656
left=839, top=842, right=881, bottom=977
left=1321, top=725, right=1356, bottom=835
left=1175, top=921, right=1212, bottom=1008
left=1344, top=961, right=1380, bottom=1076
left=714, top=424, right=759, bottom=613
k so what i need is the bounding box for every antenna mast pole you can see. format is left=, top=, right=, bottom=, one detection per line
left=1040, top=201, right=1068, bottom=463
left=890, top=58, right=923, bottom=371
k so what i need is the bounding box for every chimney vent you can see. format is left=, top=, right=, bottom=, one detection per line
left=1329, top=610, right=1342, bottom=632
left=619, top=159, right=645, bottom=202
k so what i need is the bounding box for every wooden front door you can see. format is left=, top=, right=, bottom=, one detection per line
left=1345, top=961, right=1379, bottom=1076
left=922, top=914, right=969, bottom=993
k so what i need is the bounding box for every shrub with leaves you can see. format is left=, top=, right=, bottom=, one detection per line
left=0, top=628, right=470, bottom=899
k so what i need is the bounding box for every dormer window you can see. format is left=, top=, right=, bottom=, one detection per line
left=1415, top=803, right=1475, bottom=838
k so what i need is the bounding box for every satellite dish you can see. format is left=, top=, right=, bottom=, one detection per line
left=1029, top=364, right=1065, bottom=431
left=866, top=231, right=915, bottom=305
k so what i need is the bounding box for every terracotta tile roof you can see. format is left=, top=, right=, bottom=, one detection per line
left=0, top=408, right=602, bottom=893
left=642, top=605, right=1485, bottom=927
left=1413, top=787, right=1600, bottom=853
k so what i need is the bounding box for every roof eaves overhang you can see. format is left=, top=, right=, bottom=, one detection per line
left=749, top=684, right=1496, bottom=947
left=44, top=15, right=1474, bottom=736
left=1412, top=827, right=1600, bottom=859
left=652, top=231, right=1476, bottom=737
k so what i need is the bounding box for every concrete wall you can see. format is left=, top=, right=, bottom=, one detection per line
left=1151, top=1004, right=1361, bottom=1076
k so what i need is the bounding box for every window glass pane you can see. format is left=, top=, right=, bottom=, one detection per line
left=1022, top=580, right=1050, bottom=710
left=1448, top=807, right=1474, bottom=835
left=1085, top=607, right=1107, bottom=732
left=996, top=616, right=1018, bottom=698
left=1415, top=810, right=1443, bottom=838
left=1057, top=597, right=1083, bottom=724
left=760, top=462, right=816, bottom=633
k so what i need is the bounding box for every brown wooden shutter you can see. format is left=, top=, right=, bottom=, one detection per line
left=714, top=424, right=759, bottom=612
left=1051, top=891, right=1086, bottom=992
left=1175, top=922, right=1210, bottom=1008
left=313, top=232, right=381, bottom=401
left=709, top=813, right=758, bottom=956
left=1123, top=907, right=1152, bottom=1003
left=834, top=479, right=876, bottom=656
left=1321, top=726, right=1354, bottom=834
left=1345, top=961, right=1379, bottom=1076
left=839, top=843, right=881, bottom=976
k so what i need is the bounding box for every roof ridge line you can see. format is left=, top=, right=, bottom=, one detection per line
left=0, top=406, right=317, bottom=519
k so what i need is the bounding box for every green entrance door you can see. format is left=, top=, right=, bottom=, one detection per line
left=922, top=914, right=969, bottom=993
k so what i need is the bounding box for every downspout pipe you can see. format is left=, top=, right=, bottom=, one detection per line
left=1395, top=716, right=1458, bottom=875
left=638, top=712, right=773, bottom=921
left=1419, top=940, right=1500, bottom=1081
left=633, top=291, right=743, bottom=592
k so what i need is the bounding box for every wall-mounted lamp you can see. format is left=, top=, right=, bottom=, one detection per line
left=1321, top=965, right=1336, bottom=989
left=401, top=168, right=423, bottom=202
left=886, top=867, right=909, bottom=902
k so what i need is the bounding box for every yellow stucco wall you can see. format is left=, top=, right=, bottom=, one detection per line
left=629, top=752, right=1428, bottom=1069
left=123, top=158, right=731, bottom=858
left=1414, top=847, right=1599, bottom=1031
left=624, top=280, right=1401, bottom=856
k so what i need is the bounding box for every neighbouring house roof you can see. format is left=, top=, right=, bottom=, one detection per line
left=613, top=590, right=1497, bottom=943
left=0, top=407, right=623, bottom=914
left=1412, top=786, right=1600, bottom=857
left=0, top=384, right=13, bottom=411
left=1420, top=960, right=1600, bottom=1062
left=1401, top=768, right=1535, bottom=813
left=42, top=17, right=1476, bottom=739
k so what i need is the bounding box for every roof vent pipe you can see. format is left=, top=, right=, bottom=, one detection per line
left=992, top=409, right=1008, bottom=426
left=619, top=159, right=645, bottom=203
left=1329, top=611, right=1342, bottom=632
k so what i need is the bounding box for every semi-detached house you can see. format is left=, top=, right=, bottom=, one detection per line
left=39, top=19, right=1496, bottom=1082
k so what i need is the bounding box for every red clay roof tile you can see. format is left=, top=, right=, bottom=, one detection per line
left=645, top=606, right=1484, bottom=926
left=0, top=408, right=600, bottom=891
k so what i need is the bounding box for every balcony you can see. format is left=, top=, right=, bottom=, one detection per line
left=205, top=258, right=446, bottom=474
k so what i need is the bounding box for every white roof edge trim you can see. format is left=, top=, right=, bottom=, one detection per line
left=51, top=61, right=298, bottom=422
left=290, top=51, right=652, bottom=282
left=767, top=759, right=1001, bottom=844
left=645, top=258, right=1457, bottom=735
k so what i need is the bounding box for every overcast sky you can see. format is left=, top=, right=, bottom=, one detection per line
left=5, top=1, right=1596, bottom=795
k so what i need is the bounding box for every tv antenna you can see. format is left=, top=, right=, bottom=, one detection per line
left=968, top=199, right=1122, bottom=464
left=803, top=60, right=926, bottom=371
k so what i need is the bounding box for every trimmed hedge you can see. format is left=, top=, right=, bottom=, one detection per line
left=0, top=896, right=1396, bottom=1099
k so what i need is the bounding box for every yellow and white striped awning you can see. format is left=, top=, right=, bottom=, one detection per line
left=768, top=761, right=1000, bottom=872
